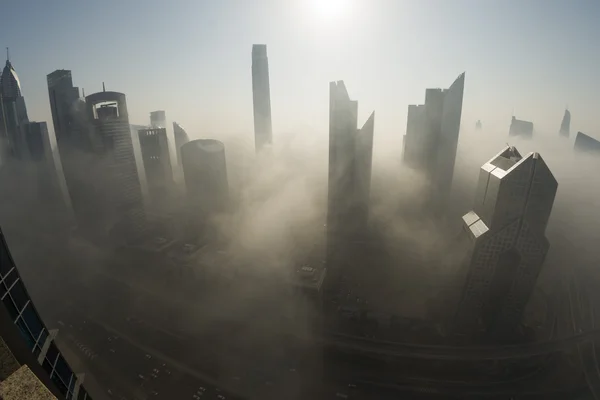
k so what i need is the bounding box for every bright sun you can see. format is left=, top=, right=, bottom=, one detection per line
left=314, top=0, right=347, bottom=20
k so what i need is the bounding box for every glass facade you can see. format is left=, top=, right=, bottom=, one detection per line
left=0, top=228, right=93, bottom=399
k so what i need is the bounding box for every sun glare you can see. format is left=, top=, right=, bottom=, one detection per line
left=313, top=0, right=347, bottom=20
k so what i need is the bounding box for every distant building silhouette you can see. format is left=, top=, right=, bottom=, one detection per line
left=251, top=44, right=273, bottom=152
left=84, top=90, right=147, bottom=243
left=138, top=127, right=173, bottom=207
left=508, top=116, right=533, bottom=139
left=149, top=110, right=166, bottom=128
left=327, top=81, right=374, bottom=250
left=173, top=122, right=189, bottom=168
left=181, top=139, right=229, bottom=238
left=475, top=120, right=482, bottom=130
left=0, top=51, right=29, bottom=160
left=454, top=146, right=557, bottom=341
left=574, top=131, right=600, bottom=154
left=402, top=73, right=465, bottom=210
left=559, top=109, right=570, bottom=137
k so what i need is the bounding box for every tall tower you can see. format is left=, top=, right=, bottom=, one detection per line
left=173, top=121, right=189, bottom=168
left=149, top=110, right=166, bottom=128
left=402, top=73, right=465, bottom=210
left=84, top=90, right=146, bottom=243
left=508, top=116, right=534, bottom=138
left=0, top=49, right=29, bottom=159
left=138, top=127, right=173, bottom=207
left=559, top=109, right=571, bottom=137
left=454, top=146, right=558, bottom=341
left=251, top=44, right=273, bottom=152
left=327, top=81, right=374, bottom=260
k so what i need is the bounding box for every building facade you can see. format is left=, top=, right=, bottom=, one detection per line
left=0, top=52, right=29, bottom=160
left=149, top=110, right=166, bottom=128
left=509, top=116, right=534, bottom=138
left=574, top=131, right=600, bottom=155
left=0, top=226, right=92, bottom=399
left=559, top=109, right=571, bottom=137
left=454, top=146, right=557, bottom=341
left=138, top=127, right=173, bottom=207
left=402, top=73, right=465, bottom=210
left=251, top=44, right=273, bottom=152
left=173, top=122, right=189, bottom=168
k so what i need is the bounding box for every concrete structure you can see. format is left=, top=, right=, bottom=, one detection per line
left=327, top=81, right=374, bottom=264
left=559, top=109, right=570, bottom=137
left=574, top=131, right=600, bottom=155
left=251, top=44, right=273, bottom=152
left=454, top=146, right=558, bottom=340
left=181, top=139, right=229, bottom=237
left=0, top=51, right=29, bottom=160
left=0, top=226, right=92, bottom=399
left=84, top=90, right=146, bottom=243
left=509, top=116, right=534, bottom=138
left=149, top=110, right=166, bottom=128
left=402, top=73, right=465, bottom=209
left=173, top=122, right=189, bottom=168
left=138, top=127, right=173, bottom=206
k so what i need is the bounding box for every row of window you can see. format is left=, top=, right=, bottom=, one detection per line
left=1, top=232, right=93, bottom=400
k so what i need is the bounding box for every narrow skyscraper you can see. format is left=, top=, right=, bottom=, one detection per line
left=559, top=109, right=571, bottom=137
left=454, top=146, right=557, bottom=341
left=251, top=44, right=273, bottom=152
left=173, top=121, right=190, bottom=167
left=509, top=116, right=533, bottom=138
left=138, top=127, right=173, bottom=207
left=327, top=81, right=374, bottom=254
left=402, top=73, right=465, bottom=210
left=0, top=50, right=29, bottom=159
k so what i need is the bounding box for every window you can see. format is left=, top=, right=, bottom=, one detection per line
left=15, top=315, right=36, bottom=350
left=21, top=302, right=44, bottom=340
left=51, top=371, right=68, bottom=395
left=2, top=292, right=19, bottom=320
left=0, top=269, right=17, bottom=294
left=8, top=280, right=29, bottom=310
left=45, top=342, right=59, bottom=368
left=36, top=328, right=48, bottom=349
left=77, top=388, right=88, bottom=400
left=42, top=357, right=54, bottom=375
left=0, top=242, right=13, bottom=275
left=54, top=355, right=73, bottom=388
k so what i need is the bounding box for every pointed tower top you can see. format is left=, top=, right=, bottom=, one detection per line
left=102, top=82, right=106, bottom=92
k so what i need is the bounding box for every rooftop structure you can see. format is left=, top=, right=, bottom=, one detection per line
left=559, top=109, right=571, bottom=137
left=509, top=116, right=534, bottom=138
left=574, top=131, right=600, bottom=155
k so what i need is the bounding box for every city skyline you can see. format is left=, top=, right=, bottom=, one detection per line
left=1, top=1, right=598, bottom=147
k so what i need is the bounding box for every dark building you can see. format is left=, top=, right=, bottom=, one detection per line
left=454, top=146, right=557, bottom=341
left=251, top=44, right=273, bottom=152
left=509, top=116, right=534, bottom=138
left=327, top=81, right=374, bottom=257
left=181, top=139, right=229, bottom=238
left=138, top=127, right=173, bottom=206
left=149, top=110, right=166, bottom=128
left=0, top=226, right=92, bottom=399
left=574, top=131, right=600, bottom=154
left=402, top=73, right=465, bottom=209
left=559, top=109, right=570, bottom=137
left=475, top=120, right=482, bottom=130
left=83, top=90, right=147, bottom=244
left=0, top=50, right=29, bottom=160
left=173, top=122, right=189, bottom=168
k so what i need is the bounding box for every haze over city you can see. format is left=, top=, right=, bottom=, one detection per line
left=1, top=1, right=600, bottom=400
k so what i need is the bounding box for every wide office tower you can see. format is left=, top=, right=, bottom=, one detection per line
left=181, top=139, right=229, bottom=240
left=0, top=52, right=29, bottom=160
left=454, top=146, right=558, bottom=341
left=138, top=127, right=173, bottom=207
left=251, top=44, right=273, bottom=152
left=150, top=110, right=166, bottom=128
left=173, top=122, right=190, bottom=167
left=85, top=91, right=147, bottom=243
left=327, top=81, right=374, bottom=253
left=559, top=109, right=571, bottom=137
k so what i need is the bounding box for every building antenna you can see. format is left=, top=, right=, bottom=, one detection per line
left=102, top=82, right=106, bottom=92
left=5, top=47, right=8, bottom=61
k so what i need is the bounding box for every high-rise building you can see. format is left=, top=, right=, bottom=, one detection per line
left=138, top=127, right=173, bottom=206
left=149, top=110, right=166, bottom=128
left=454, top=146, right=557, bottom=340
left=0, top=50, right=29, bottom=160
left=574, top=131, right=600, bottom=154
left=251, top=44, right=273, bottom=152
left=173, top=122, right=190, bottom=168
left=475, top=120, right=482, bottom=130
left=0, top=226, right=92, bottom=399
left=508, top=116, right=534, bottom=138
left=559, top=109, right=571, bottom=137
left=84, top=90, right=146, bottom=243
left=181, top=139, right=229, bottom=217
left=402, top=73, right=465, bottom=208
left=327, top=81, right=374, bottom=246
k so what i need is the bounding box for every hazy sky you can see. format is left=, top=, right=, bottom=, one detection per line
left=2, top=0, right=599, bottom=143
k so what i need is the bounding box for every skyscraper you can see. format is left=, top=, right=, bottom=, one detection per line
left=149, top=110, right=166, bottom=128
left=138, top=127, right=173, bottom=206
left=251, top=44, right=273, bottom=152
left=509, top=116, right=534, bottom=138
left=0, top=50, right=29, bottom=159
left=454, top=146, right=558, bottom=340
left=327, top=81, right=374, bottom=247
left=173, top=122, right=189, bottom=168
left=559, top=109, right=571, bottom=137
left=574, top=131, right=600, bottom=154
left=84, top=90, right=146, bottom=243
left=402, top=73, right=465, bottom=208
